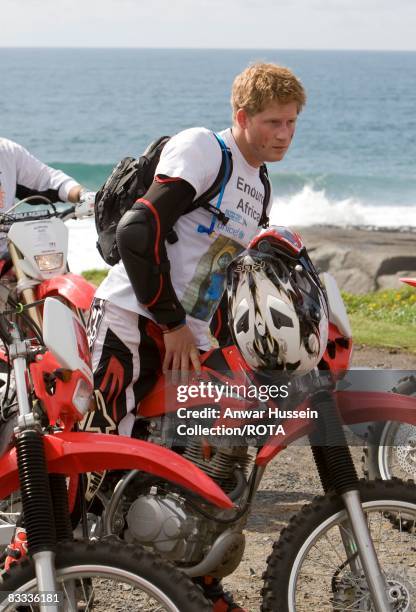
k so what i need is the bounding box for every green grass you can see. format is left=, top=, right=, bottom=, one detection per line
left=82, top=269, right=416, bottom=352
left=343, top=287, right=416, bottom=352
left=82, top=268, right=108, bottom=286
left=347, top=312, right=416, bottom=352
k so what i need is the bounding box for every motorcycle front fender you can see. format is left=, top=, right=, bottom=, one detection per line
left=0, top=432, right=233, bottom=509
left=36, top=273, right=95, bottom=310
left=336, top=389, right=416, bottom=425
left=256, top=390, right=416, bottom=466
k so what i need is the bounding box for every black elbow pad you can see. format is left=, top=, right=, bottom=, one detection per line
left=116, top=204, right=185, bottom=324
left=116, top=206, right=162, bottom=306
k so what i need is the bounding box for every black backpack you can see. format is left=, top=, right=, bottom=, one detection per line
left=95, top=133, right=271, bottom=266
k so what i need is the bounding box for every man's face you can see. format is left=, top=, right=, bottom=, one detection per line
left=236, top=100, right=299, bottom=167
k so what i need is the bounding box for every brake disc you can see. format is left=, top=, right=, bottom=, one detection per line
left=393, top=424, right=416, bottom=477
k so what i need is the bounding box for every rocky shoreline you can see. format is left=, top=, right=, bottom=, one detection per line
left=295, top=225, right=416, bottom=293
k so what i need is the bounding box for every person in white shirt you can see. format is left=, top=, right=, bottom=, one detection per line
left=0, top=137, right=95, bottom=213
left=85, top=62, right=306, bottom=612
left=89, top=62, right=306, bottom=429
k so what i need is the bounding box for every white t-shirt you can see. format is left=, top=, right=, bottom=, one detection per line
left=96, top=127, right=272, bottom=350
left=0, top=138, right=78, bottom=211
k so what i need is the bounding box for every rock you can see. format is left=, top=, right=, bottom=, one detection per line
left=296, top=226, right=416, bottom=294
left=376, top=257, right=416, bottom=276
left=331, top=268, right=375, bottom=293
left=308, top=245, right=349, bottom=272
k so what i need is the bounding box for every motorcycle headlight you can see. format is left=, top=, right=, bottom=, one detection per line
left=72, top=378, right=93, bottom=416
left=34, top=253, right=64, bottom=271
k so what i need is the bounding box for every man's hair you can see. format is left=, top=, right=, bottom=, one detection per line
left=231, top=62, right=306, bottom=121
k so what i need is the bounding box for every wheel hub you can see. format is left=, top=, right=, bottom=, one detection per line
left=394, top=425, right=416, bottom=477
left=332, top=572, right=411, bottom=611
left=386, top=572, right=412, bottom=611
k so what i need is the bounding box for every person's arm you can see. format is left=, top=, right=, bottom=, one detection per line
left=116, top=177, right=201, bottom=381
left=117, top=128, right=221, bottom=380
left=116, top=177, right=194, bottom=326
left=14, top=142, right=81, bottom=202
left=67, top=185, right=83, bottom=203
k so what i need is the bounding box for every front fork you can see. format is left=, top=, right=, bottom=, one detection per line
left=8, top=243, right=43, bottom=330
left=309, top=389, right=392, bottom=612
left=12, top=335, right=74, bottom=611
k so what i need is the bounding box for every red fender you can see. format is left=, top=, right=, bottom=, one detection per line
left=336, top=389, right=416, bottom=424
left=256, top=390, right=416, bottom=466
left=400, top=277, right=416, bottom=287
left=0, top=432, right=233, bottom=509
left=36, top=273, right=95, bottom=310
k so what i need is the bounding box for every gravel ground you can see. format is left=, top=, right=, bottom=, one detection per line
left=222, top=345, right=416, bottom=611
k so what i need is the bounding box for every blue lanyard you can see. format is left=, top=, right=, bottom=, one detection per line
left=197, top=132, right=230, bottom=235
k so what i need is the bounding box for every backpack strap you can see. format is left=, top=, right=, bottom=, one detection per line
left=164, top=133, right=232, bottom=245
left=194, top=132, right=233, bottom=235
left=166, top=132, right=270, bottom=244
left=258, top=164, right=271, bottom=229
left=195, top=134, right=271, bottom=234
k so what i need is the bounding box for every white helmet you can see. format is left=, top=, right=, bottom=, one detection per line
left=227, top=227, right=329, bottom=375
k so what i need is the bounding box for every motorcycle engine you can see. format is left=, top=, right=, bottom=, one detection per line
left=124, top=426, right=253, bottom=565
left=124, top=491, right=213, bottom=563
left=182, top=440, right=252, bottom=494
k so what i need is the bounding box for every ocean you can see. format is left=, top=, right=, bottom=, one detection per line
left=1, top=48, right=416, bottom=272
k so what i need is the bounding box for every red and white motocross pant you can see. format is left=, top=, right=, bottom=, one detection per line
left=85, top=298, right=164, bottom=437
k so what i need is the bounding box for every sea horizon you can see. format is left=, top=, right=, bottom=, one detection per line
left=2, top=46, right=415, bottom=271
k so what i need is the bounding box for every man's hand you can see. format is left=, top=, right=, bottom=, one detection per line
left=75, top=189, right=96, bottom=218
left=162, top=324, right=201, bottom=384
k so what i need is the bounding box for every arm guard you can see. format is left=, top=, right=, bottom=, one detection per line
left=116, top=177, right=196, bottom=326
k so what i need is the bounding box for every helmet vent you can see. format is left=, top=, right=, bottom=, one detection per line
left=270, top=308, right=294, bottom=330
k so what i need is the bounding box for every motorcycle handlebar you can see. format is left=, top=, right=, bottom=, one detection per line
left=0, top=205, right=78, bottom=229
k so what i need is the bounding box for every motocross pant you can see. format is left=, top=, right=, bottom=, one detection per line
left=84, top=298, right=164, bottom=437
left=85, top=296, right=229, bottom=438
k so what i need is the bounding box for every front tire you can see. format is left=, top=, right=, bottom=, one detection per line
left=0, top=539, right=211, bottom=611
left=261, top=480, right=416, bottom=612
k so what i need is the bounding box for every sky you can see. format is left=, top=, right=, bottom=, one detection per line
left=1, top=0, right=416, bottom=50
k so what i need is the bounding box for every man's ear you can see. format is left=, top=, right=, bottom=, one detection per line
left=235, top=108, right=249, bottom=129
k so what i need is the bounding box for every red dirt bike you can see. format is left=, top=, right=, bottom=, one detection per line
left=0, top=197, right=95, bottom=349
left=0, top=197, right=96, bottom=539
left=92, top=228, right=416, bottom=611
left=363, top=277, right=416, bottom=485
left=0, top=296, right=231, bottom=611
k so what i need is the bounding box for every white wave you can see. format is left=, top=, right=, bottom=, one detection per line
left=66, top=187, right=416, bottom=273
left=66, top=218, right=109, bottom=273
left=270, top=185, right=416, bottom=228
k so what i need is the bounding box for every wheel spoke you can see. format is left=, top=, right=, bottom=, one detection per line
left=0, top=540, right=210, bottom=612
left=262, top=485, right=416, bottom=612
